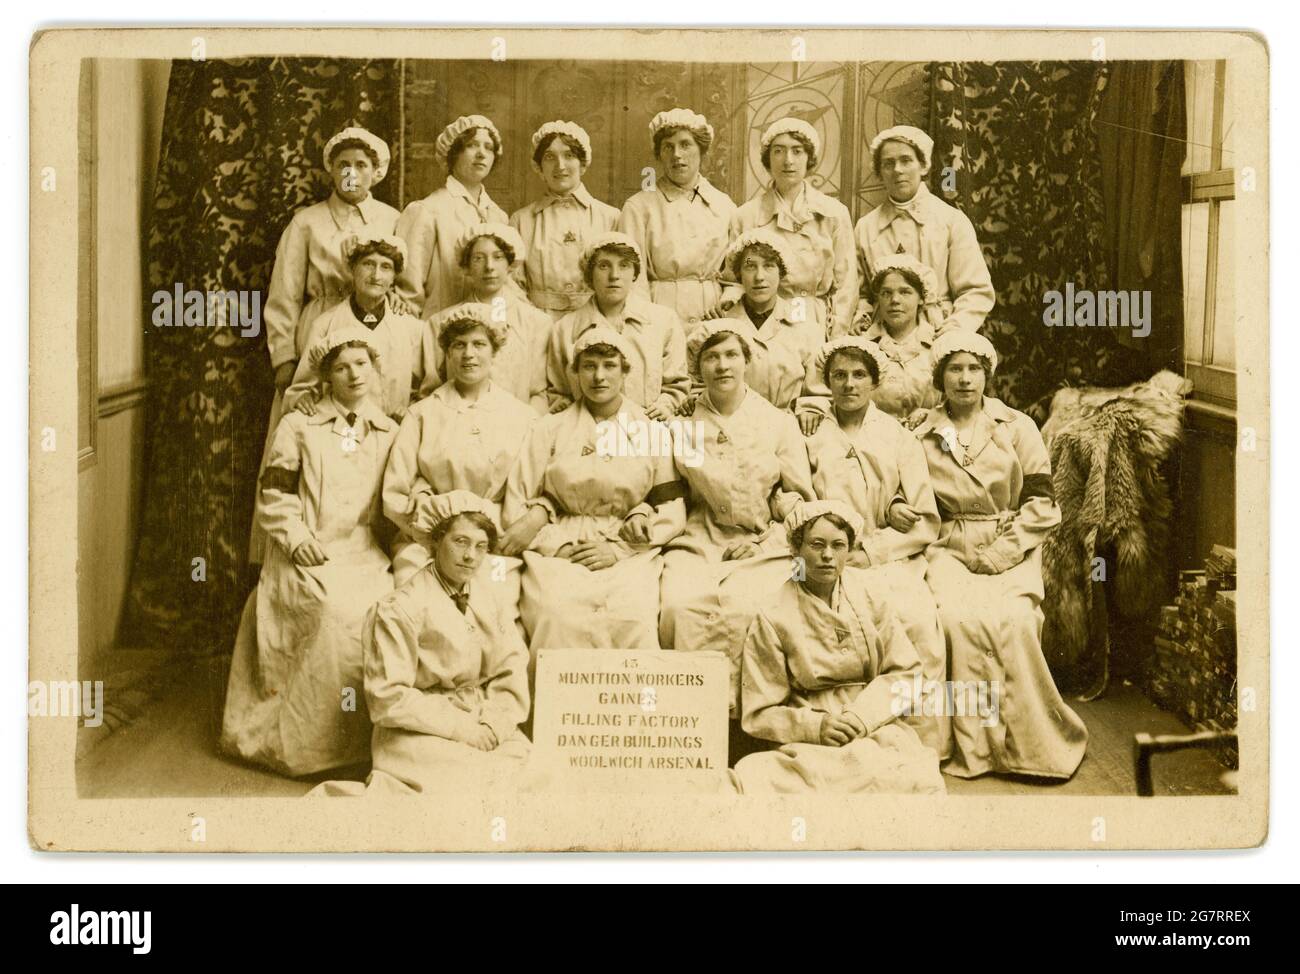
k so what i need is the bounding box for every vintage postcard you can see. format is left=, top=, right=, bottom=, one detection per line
left=28, top=26, right=1267, bottom=852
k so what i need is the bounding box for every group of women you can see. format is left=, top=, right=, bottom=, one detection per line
left=220, top=108, right=1088, bottom=796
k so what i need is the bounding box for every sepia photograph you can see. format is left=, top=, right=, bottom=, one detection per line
left=27, top=25, right=1268, bottom=852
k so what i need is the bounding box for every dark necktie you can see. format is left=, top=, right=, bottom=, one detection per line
left=452, top=590, right=469, bottom=615
left=346, top=412, right=357, bottom=427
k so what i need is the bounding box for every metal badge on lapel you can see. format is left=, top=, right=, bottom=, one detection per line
left=717, top=432, right=730, bottom=444
left=563, top=231, right=577, bottom=244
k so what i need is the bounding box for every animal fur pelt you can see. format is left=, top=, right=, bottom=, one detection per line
left=1040, top=370, right=1192, bottom=672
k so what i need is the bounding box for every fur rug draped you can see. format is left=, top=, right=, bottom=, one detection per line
left=1040, top=371, right=1192, bottom=684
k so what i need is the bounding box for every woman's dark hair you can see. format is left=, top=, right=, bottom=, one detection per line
left=457, top=233, right=517, bottom=271
left=533, top=132, right=589, bottom=169
left=430, top=511, right=498, bottom=552
left=870, top=266, right=926, bottom=306
left=760, top=130, right=818, bottom=172
left=327, top=137, right=381, bottom=171
left=572, top=343, right=632, bottom=374
left=582, top=244, right=642, bottom=287
left=790, top=512, right=856, bottom=551
left=730, top=241, right=788, bottom=281
left=438, top=317, right=503, bottom=355
left=347, top=239, right=405, bottom=277
left=653, top=124, right=712, bottom=158
left=931, top=351, right=994, bottom=392
left=822, top=346, right=881, bottom=389
left=698, top=330, right=752, bottom=366
left=872, top=137, right=926, bottom=178
left=319, top=340, right=380, bottom=378
left=446, top=126, right=502, bottom=174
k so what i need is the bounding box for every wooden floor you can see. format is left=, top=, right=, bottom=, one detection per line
left=76, top=650, right=1235, bottom=799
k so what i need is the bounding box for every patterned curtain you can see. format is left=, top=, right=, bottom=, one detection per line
left=928, top=62, right=1152, bottom=420
left=119, top=58, right=401, bottom=655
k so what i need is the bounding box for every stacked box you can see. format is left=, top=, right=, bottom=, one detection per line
left=1144, top=549, right=1238, bottom=768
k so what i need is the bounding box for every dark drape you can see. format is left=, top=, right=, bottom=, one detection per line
left=928, top=61, right=1152, bottom=420
left=1096, top=60, right=1187, bottom=370
left=119, top=58, right=401, bottom=655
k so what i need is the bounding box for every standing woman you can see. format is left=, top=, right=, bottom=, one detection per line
left=618, top=108, right=736, bottom=329
left=222, top=327, right=398, bottom=777
left=805, top=336, right=947, bottom=756
left=425, top=223, right=551, bottom=412
left=727, top=117, right=856, bottom=339
left=510, top=121, right=620, bottom=319
left=659, top=319, right=816, bottom=717
left=283, top=232, right=431, bottom=423
left=254, top=126, right=398, bottom=564
left=732, top=501, right=945, bottom=794
left=383, top=303, right=537, bottom=604
left=914, top=331, right=1087, bottom=779
left=706, top=229, right=829, bottom=420
left=501, top=328, right=686, bottom=653
left=395, top=115, right=509, bottom=319
left=853, top=125, right=994, bottom=336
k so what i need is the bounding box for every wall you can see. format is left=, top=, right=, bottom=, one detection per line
left=77, top=59, right=171, bottom=679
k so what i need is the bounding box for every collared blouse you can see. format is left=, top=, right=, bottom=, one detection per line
left=425, top=296, right=553, bottom=413
left=502, top=399, right=685, bottom=558
left=283, top=296, right=433, bottom=421
left=382, top=381, right=537, bottom=543
left=674, top=388, right=815, bottom=547
left=259, top=397, right=397, bottom=559
left=712, top=296, right=830, bottom=413
left=854, top=183, right=995, bottom=336
left=806, top=401, right=940, bottom=566
left=728, top=182, right=857, bottom=337
left=510, top=184, right=621, bottom=315
left=365, top=565, right=530, bottom=747
left=396, top=175, right=510, bottom=319
left=741, top=571, right=923, bottom=744
left=618, top=175, right=736, bottom=326
left=263, top=192, right=401, bottom=368
left=861, top=319, right=941, bottom=420
left=913, top=396, right=1060, bottom=573
left=546, top=294, right=690, bottom=415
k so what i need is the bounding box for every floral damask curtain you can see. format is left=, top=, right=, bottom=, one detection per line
left=928, top=61, right=1152, bottom=419
left=119, top=58, right=401, bottom=654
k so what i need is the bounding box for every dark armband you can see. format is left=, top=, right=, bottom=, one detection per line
left=260, top=465, right=300, bottom=494
left=646, top=480, right=687, bottom=507
left=1019, top=472, right=1056, bottom=505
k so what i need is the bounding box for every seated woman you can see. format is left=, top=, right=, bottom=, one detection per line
left=732, top=501, right=945, bottom=794
left=659, top=319, right=816, bottom=718
left=309, top=497, right=532, bottom=796
left=855, top=254, right=942, bottom=428
left=383, top=304, right=537, bottom=596
left=805, top=336, right=948, bottom=756
left=545, top=232, right=689, bottom=420
left=702, top=229, right=828, bottom=423
left=726, top=117, right=856, bottom=337
left=395, top=114, right=509, bottom=318
left=284, top=232, right=432, bottom=422
left=425, top=223, right=551, bottom=412
left=914, top=331, right=1087, bottom=779
left=221, top=327, right=398, bottom=776
left=618, top=108, right=736, bottom=328
left=501, top=327, right=686, bottom=653
left=510, top=121, right=620, bottom=319
left=853, top=125, right=994, bottom=336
